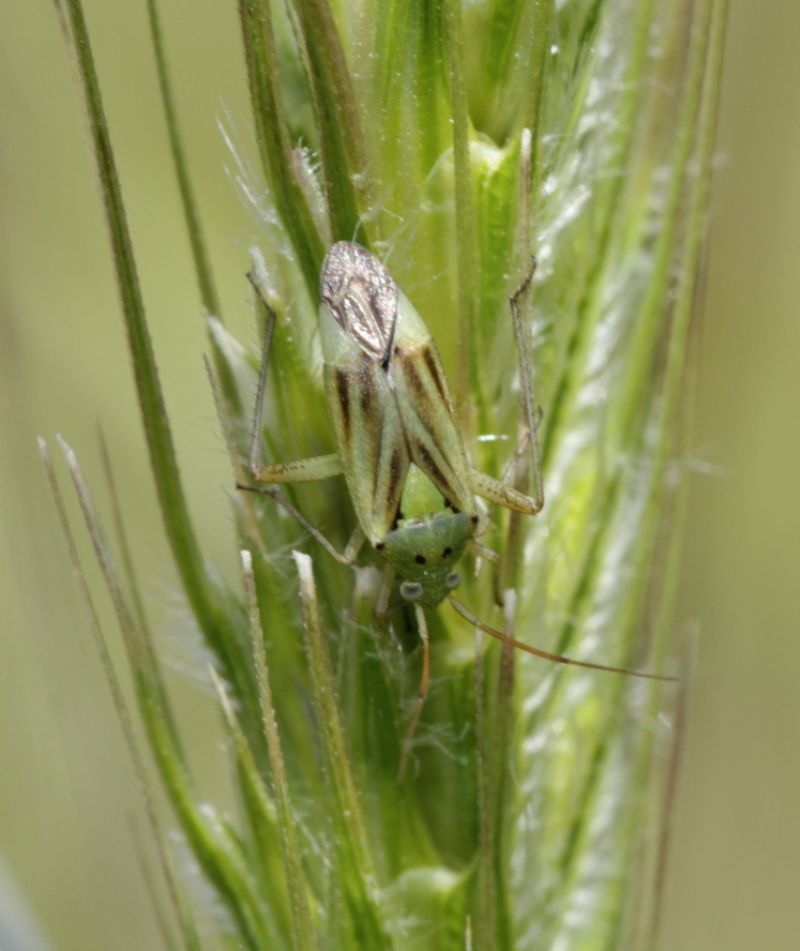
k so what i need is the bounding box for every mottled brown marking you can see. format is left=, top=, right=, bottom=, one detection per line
left=320, top=242, right=397, bottom=364
left=421, top=346, right=448, bottom=403
left=335, top=369, right=350, bottom=440
left=400, top=352, right=426, bottom=401
left=387, top=447, right=403, bottom=511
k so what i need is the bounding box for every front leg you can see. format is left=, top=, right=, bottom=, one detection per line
left=238, top=479, right=365, bottom=566
left=243, top=265, right=360, bottom=564
left=251, top=453, right=343, bottom=484
left=469, top=467, right=542, bottom=517
left=469, top=262, right=546, bottom=519
left=507, top=257, right=545, bottom=514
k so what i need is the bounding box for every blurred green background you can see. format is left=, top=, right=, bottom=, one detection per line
left=1, top=2, right=797, bottom=949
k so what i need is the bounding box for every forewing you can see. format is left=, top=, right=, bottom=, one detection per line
left=323, top=357, right=410, bottom=544
left=320, top=254, right=409, bottom=544
left=389, top=293, right=474, bottom=513
left=319, top=243, right=473, bottom=534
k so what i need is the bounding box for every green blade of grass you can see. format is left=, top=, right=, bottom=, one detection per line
left=54, top=437, right=276, bottom=949
left=242, top=550, right=318, bottom=951
left=58, top=0, right=234, bottom=673
left=40, top=438, right=201, bottom=951
left=443, top=0, right=480, bottom=419
left=290, top=0, right=370, bottom=244
left=145, top=0, right=221, bottom=317
left=238, top=0, right=326, bottom=299
left=293, top=551, right=395, bottom=950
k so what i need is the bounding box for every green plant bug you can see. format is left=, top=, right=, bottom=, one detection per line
left=239, top=241, right=676, bottom=777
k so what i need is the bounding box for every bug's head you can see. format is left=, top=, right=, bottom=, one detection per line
left=377, top=511, right=477, bottom=607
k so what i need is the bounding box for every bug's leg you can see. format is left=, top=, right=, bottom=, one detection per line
left=245, top=267, right=346, bottom=485
left=506, top=257, right=545, bottom=513
left=238, top=482, right=364, bottom=565
left=343, top=526, right=366, bottom=562
left=243, top=379, right=351, bottom=555
left=374, top=565, right=396, bottom=620
left=449, top=596, right=678, bottom=682
left=499, top=412, right=542, bottom=484
left=397, top=604, right=431, bottom=782
left=247, top=269, right=278, bottom=479
left=466, top=538, right=500, bottom=563
left=242, top=267, right=360, bottom=563
left=468, top=261, right=545, bottom=517
left=469, top=468, right=541, bottom=516
left=250, top=453, right=343, bottom=485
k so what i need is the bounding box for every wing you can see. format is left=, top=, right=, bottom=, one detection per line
left=320, top=244, right=410, bottom=543
left=387, top=291, right=474, bottom=514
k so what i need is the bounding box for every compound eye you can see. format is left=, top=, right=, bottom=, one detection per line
left=446, top=571, right=461, bottom=590
left=400, top=581, right=424, bottom=602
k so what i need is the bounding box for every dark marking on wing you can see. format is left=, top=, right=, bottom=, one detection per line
left=398, top=353, right=426, bottom=402
left=421, top=346, right=448, bottom=403
left=371, top=408, right=386, bottom=500
left=335, top=369, right=351, bottom=441
left=387, top=447, right=404, bottom=510
left=372, top=431, right=406, bottom=529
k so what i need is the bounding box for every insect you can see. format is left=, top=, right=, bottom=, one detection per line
left=240, top=242, right=676, bottom=776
